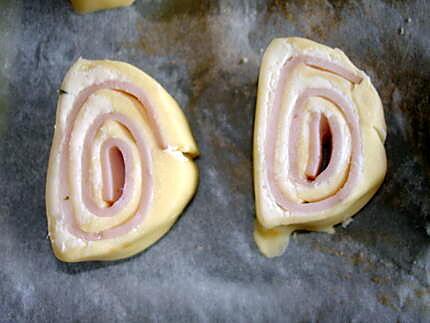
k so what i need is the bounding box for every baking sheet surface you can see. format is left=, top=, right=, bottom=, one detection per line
left=0, top=0, right=429, bottom=322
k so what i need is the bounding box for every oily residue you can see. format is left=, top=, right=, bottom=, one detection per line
left=371, top=275, right=391, bottom=285
left=145, top=0, right=211, bottom=21
left=124, top=0, right=217, bottom=109
left=377, top=293, right=399, bottom=311
left=268, top=0, right=344, bottom=39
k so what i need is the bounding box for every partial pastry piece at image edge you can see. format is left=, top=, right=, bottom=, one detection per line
left=45, top=59, right=199, bottom=262
left=70, top=0, right=135, bottom=13
left=253, top=37, right=387, bottom=257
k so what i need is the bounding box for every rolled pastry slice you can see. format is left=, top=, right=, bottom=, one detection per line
left=46, top=58, right=199, bottom=262
left=70, top=0, right=135, bottom=13
left=253, top=38, right=387, bottom=257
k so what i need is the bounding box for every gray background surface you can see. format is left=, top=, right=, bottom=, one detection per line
left=0, top=0, right=429, bottom=322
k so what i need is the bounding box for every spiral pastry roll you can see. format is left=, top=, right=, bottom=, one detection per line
left=46, top=59, right=199, bottom=262
left=253, top=38, right=387, bottom=257
left=70, top=0, right=135, bottom=13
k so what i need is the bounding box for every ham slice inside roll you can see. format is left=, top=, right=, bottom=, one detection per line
left=253, top=38, right=387, bottom=257
left=46, top=59, right=199, bottom=262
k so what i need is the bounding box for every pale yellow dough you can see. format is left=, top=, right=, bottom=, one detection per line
left=253, top=38, right=387, bottom=257
left=46, top=59, right=199, bottom=262
left=70, top=0, right=135, bottom=13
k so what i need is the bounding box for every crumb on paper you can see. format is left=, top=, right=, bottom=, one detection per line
left=239, top=57, right=248, bottom=64
left=342, top=218, right=353, bottom=228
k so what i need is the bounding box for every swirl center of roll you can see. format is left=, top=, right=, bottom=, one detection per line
left=101, top=142, right=126, bottom=205
left=265, top=55, right=363, bottom=213
left=60, top=83, right=159, bottom=241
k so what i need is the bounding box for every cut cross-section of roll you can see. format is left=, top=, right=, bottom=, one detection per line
left=253, top=38, right=387, bottom=257
left=46, top=59, right=199, bottom=262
